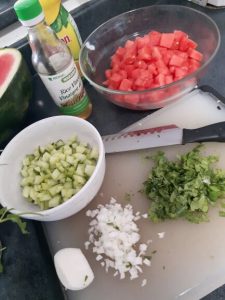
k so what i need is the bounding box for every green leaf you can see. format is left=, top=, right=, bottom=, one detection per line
left=0, top=243, right=6, bottom=273
left=0, top=207, right=28, bottom=272
left=3, top=214, right=28, bottom=234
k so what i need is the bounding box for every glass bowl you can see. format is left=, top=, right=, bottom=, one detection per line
left=79, top=5, right=220, bottom=110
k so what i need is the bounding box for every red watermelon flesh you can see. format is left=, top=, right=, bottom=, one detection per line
left=103, top=30, right=203, bottom=107
left=0, top=54, right=15, bottom=87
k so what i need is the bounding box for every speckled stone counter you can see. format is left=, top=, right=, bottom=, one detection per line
left=2, top=0, right=225, bottom=299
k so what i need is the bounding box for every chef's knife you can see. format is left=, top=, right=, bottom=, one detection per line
left=102, top=122, right=225, bottom=154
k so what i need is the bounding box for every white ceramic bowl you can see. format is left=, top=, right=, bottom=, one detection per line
left=0, top=116, right=105, bottom=221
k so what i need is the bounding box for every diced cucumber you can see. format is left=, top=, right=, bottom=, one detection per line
left=74, top=153, right=86, bottom=162
left=63, top=182, right=73, bottom=189
left=34, top=175, right=43, bottom=185
left=55, top=140, right=64, bottom=149
left=61, top=188, right=75, bottom=200
left=21, top=176, right=33, bottom=186
left=73, top=175, right=86, bottom=185
left=76, top=145, right=87, bottom=154
left=22, top=157, right=31, bottom=166
left=20, top=135, right=99, bottom=210
left=21, top=168, right=28, bottom=177
left=61, top=160, right=70, bottom=168
left=49, top=184, right=63, bottom=196
left=22, top=186, right=31, bottom=198
left=38, top=192, right=51, bottom=202
left=49, top=195, right=61, bottom=208
left=66, top=156, right=74, bottom=165
left=90, top=147, right=98, bottom=159
left=52, top=169, right=61, bottom=180
left=85, top=165, right=96, bottom=177
left=42, top=152, right=51, bottom=162
left=76, top=164, right=85, bottom=176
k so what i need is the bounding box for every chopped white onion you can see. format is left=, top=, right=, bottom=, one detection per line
left=85, top=197, right=151, bottom=282
left=141, top=279, right=147, bottom=287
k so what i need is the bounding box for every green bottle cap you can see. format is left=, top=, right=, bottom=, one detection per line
left=14, top=0, right=43, bottom=23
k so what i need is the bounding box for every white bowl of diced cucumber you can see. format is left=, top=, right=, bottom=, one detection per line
left=0, top=116, right=105, bottom=221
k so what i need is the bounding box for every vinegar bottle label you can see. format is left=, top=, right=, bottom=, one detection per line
left=39, top=60, right=88, bottom=115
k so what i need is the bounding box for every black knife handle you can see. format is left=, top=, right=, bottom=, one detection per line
left=183, top=122, right=225, bottom=144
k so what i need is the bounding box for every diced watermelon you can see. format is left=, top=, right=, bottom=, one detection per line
left=115, top=47, right=126, bottom=58
left=123, top=94, right=140, bottom=105
left=187, top=39, right=197, bottom=49
left=169, top=54, right=185, bottom=67
left=148, top=63, right=157, bottom=76
left=188, top=49, right=203, bottom=62
left=160, top=33, right=175, bottom=48
left=118, top=69, right=128, bottom=79
left=109, top=73, right=123, bottom=87
left=174, top=67, right=188, bottom=80
left=138, top=46, right=152, bottom=61
left=165, top=75, right=173, bottom=85
left=125, top=40, right=135, bottom=49
left=179, top=36, right=190, bottom=52
left=134, top=60, right=147, bottom=69
left=119, top=78, right=132, bottom=91
left=124, top=64, right=135, bottom=78
left=105, top=69, right=112, bottom=79
left=155, top=73, right=165, bottom=86
left=148, top=31, right=161, bottom=46
left=135, top=36, right=147, bottom=49
left=174, top=30, right=188, bottom=42
left=103, top=29, right=203, bottom=106
left=151, top=47, right=162, bottom=60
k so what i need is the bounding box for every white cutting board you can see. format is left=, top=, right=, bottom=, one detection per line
left=43, top=88, right=225, bottom=300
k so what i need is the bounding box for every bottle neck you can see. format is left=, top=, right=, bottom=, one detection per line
left=26, top=19, right=48, bottom=32
left=25, top=17, right=72, bottom=76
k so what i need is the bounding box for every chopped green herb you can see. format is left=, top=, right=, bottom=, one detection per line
left=143, top=145, right=225, bottom=223
left=0, top=207, right=28, bottom=273
left=107, top=222, right=120, bottom=230
left=84, top=275, right=88, bottom=283
left=124, top=192, right=131, bottom=202
left=219, top=211, right=225, bottom=217
left=151, top=250, right=157, bottom=255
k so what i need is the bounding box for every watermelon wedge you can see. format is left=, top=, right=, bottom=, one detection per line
left=0, top=48, right=32, bottom=144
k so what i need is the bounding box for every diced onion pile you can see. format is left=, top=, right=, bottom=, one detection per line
left=85, top=198, right=150, bottom=281
left=20, top=136, right=98, bottom=210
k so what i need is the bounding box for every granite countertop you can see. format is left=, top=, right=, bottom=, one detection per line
left=2, top=0, right=225, bottom=299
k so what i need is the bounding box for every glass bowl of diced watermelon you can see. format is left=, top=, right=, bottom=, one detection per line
left=79, top=5, right=220, bottom=110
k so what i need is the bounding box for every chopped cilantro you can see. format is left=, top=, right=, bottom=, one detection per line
left=124, top=192, right=131, bottom=202
left=219, top=211, right=225, bottom=217
left=107, top=222, right=120, bottom=230
left=143, top=145, right=225, bottom=223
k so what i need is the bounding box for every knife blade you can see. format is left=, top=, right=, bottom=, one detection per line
left=102, top=122, right=225, bottom=154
